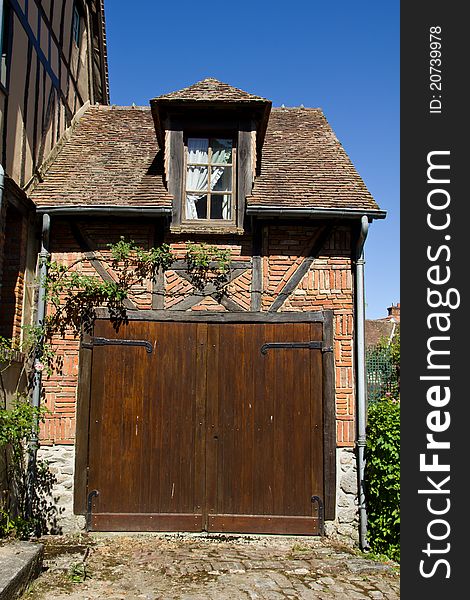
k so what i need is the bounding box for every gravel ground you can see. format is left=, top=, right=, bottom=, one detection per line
left=22, top=533, right=400, bottom=600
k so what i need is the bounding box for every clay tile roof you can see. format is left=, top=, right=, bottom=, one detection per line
left=365, top=320, right=398, bottom=348
left=152, top=77, right=269, bottom=103
left=29, top=105, right=173, bottom=209
left=29, top=101, right=381, bottom=214
left=248, top=107, right=379, bottom=211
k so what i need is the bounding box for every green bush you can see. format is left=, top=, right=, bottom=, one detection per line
left=365, top=398, right=400, bottom=562
left=0, top=398, right=59, bottom=538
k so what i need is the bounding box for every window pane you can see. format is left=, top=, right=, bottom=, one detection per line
left=195, top=195, right=208, bottom=219
left=212, top=167, right=232, bottom=192
left=187, top=138, right=209, bottom=164
left=72, top=6, right=80, bottom=45
left=211, top=194, right=231, bottom=220
left=186, top=165, right=208, bottom=192
left=212, top=139, right=232, bottom=164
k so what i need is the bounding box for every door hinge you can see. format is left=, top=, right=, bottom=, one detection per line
left=86, top=489, right=99, bottom=532
left=82, top=337, right=153, bottom=353
left=261, top=341, right=324, bottom=355
left=311, top=495, right=325, bottom=536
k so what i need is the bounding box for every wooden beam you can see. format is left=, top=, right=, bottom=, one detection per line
left=268, top=223, right=336, bottom=312
left=151, top=223, right=165, bottom=310
left=73, top=333, right=93, bottom=515
left=251, top=222, right=262, bottom=311
left=94, top=308, right=327, bottom=323
left=71, top=223, right=137, bottom=310
left=168, top=130, right=184, bottom=225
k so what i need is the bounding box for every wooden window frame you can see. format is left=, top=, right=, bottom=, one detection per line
left=72, top=3, right=82, bottom=47
left=0, top=0, right=12, bottom=90
left=182, top=134, right=237, bottom=225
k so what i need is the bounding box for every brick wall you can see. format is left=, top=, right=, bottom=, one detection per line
left=41, top=220, right=356, bottom=447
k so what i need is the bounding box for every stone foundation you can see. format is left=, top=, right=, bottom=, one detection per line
left=37, top=445, right=85, bottom=534
left=324, top=448, right=359, bottom=546
left=38, top=445, right=360, bottom=544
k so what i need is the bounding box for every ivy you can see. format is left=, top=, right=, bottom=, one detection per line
left=185, top=242, right=231, bottom=294
left=0, top=398, right=59, bottom=538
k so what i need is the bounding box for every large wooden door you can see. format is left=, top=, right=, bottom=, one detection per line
left=206, top=322, right=323, bottom=534
left=83, top=317, right=326, bottom=534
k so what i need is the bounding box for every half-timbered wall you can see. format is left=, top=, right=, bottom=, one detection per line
left=40, top=219, right=356, bottom=449
left=0, top=0, right=108, bottom=189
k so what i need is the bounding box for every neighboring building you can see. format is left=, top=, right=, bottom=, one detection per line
left=365, top=303, right=400, bottom=403
left=0, top=0, right=109, bottom=341
left=365, top=302, right=400, bottom=348
left=27, top=77, right=386, bottom=543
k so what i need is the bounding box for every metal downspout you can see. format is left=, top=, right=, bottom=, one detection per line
left=27, top=214, right=50, bottom=515
left=355, top=214, right=369, bottom=550
left=0, top=163, right=4, bottom=216
left=0, top=165, right=4, bottom=314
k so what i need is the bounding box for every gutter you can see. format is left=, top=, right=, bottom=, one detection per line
left=35, top=205, right=172, bottom=217
left=0, top=164, right=4, bottom=302
left=0, top=163, right=4, bottom=218
left=246, top=205, right=387, bottom=220
left=355, top=214, right=370, bottom=551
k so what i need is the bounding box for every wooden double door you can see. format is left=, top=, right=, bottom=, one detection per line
left=81, top=317, right=327, bottom=534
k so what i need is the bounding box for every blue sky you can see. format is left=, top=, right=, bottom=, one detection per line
left=105, top=1, right=399, bottom=319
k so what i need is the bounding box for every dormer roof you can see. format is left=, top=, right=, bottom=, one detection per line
left=151, top=77, right=270, bottom=104
left=150, top=78, right=272, bottom=149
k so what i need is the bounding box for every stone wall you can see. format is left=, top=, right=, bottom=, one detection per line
left=324, top=448, right=360, bottom=546
left=37, top=445, right=361, bottom=545
left=37, top=444, right=85, bottom=534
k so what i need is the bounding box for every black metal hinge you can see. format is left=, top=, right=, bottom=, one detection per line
left=86, top=490, right=99, bottom=531
left=311, top=495, right=325, bottom=536
left=260, top=341, right=332, bottom=355
left=82, top=337, right=153, bottom=353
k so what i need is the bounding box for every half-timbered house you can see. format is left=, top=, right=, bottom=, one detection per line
left=27, top=77, right=386, bottom=543
left=0, top=0, right=108, bottom=344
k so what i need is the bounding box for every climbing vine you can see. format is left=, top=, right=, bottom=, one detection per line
left=185, top=242, right=231, bottom=295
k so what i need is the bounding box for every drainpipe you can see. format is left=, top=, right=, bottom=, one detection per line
left=355, top=214, right=369, bottom=551
left=0, top=164, right=4, bottom=318
left=0, top=162, right=4, bottom=223
left=26, top=213, right=50, bottom=516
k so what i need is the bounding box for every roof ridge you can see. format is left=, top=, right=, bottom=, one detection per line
left=152, top=77, right=269, bottom=102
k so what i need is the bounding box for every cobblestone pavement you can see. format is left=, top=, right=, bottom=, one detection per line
left=23, top=533, right=399, bottom=600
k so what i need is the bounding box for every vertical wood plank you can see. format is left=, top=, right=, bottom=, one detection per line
left=168, top=129, right=184, bottom=225
left=151, top=222, right=165, bottom=309
left=322, top=310, right=336, bottom=520
left=251, top=221, right=262, bottom=311
left=205, top=324, right=219, bottom=520
left=73, top=334, right=93, bottom=515
left=237, top=126, right=253, bottom=229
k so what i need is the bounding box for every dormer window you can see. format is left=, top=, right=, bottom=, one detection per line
left=184, top=137, right=235, bottom=222
left=150, top=78, right=272, bottom=233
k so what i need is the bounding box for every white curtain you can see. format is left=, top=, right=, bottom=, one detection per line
left=186, top=139, right=208, bottom=219
left=186, top=138, right=228, bottom=219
